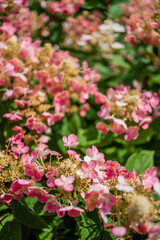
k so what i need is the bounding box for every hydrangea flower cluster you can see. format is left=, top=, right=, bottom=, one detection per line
left=40, top=0, right=85, bottom=16
left=0, top=0, right=50, bottom=37
left=0, top=31, right=100, bottom=144
left=0, top=134, right=160, bottom=239
left=0, top=2, right=160, bottom=239
left=95, top=84, right=159, bottom=140
left=63, top=11, right=125, bottom=57
left=121, top=0, right=160, bottom=46
left=0, top=0, right=30, bottom=13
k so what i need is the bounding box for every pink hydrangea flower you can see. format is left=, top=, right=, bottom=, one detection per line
left=12, top=126, right=23, bottom=134
left=4, top=90, right=14, bottom=99
left=54, top=175, right=75, bottom=192
left=46, top=149, right=61, bottom=156
left=79, top=103, right=90, bottom=117
left=24, top=163, right=42, bottom=181
left=85, top=183, right=116, bottom=217
left=11, top=142, right=29, bottom=155
left=0, top=192, right=21, bottom=202
left=10, top=179, right=35, bottom=196
left=132, top=109, right=145, bottom=123
left=53, top=90, right=70, bottom=113
left=38, top=135, right=51, bottom=143
left=27, top=187, right=48, bottom=203
left=138, top=100, right=152, bottom=113
left=26, top=117, right=47, bottom=134
left=45, top=167, right=58, bottom=187
left=139, top=116, right=152, bottom=129
left=77, top=160, right=98, bottom=179
left=3, top=113, right=22, bottom=121
left=14, top=99, right=25, bottom=108
left=101, top=160, right=121, bottom=179
left=62, top=134, right=79, bottom=147
left=110, top=118, right=127, bottom=135
left=94, top=92, right=107, bottom=104
left=44, top=196, right=64, bottom=217
left=97, top=105, right=110, bottom=119
left=47, top=113, right=64, bottom=126
left=8, top=133, right=22, bottom=146
left=149, top=93, right=159, bottom=108
left=66, top=150, right=82, bottom=161
left=96, top=122, right=108, bottom=135
left=124, top=126, right=139, bottom=141
left=111, top=226, right=127, bottom=237
left=35, top=70, right=50, bottom=86
left=85, top=183, right=109, bottom=211
left=85, top=145, right=105, bottom=166
left=0, top=78, right=5, bottom=86
left=148, top=224, right=160, bottom=240
left=59, top=206, right=84, bottom=217
left=99, top=193, right=117, bottom=213
left=115, top=175, right=134, bottom=192
left=142, top=167, right=159, bottom=189
left=41, top=112, right=52, bottom=119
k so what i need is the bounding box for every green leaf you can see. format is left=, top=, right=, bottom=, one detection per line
left=108, top=4, right=123, bottom=19
left=77, top=126, right=98, bottom=147
left=150, top=74, right=160, bottom=84
left=21, top=225, right=31, bottom=240
left=111, top=0, right=130, bottom=4
left=81, top=0, right=106, bottom=10
left=69, top=113, right=81, bottom=133
left=39, top=228, right=53, bottom=240
left=129, top=128, right=155, bottom=145
left=76, top=210, right=112, bottom=240
left=11, top=199, right=48, bottom=229
left=0, top=219, right=22, bottom=240
left=111, top=55, right=130, bottom=69
left=94, top=63, right=113, bottom=81
left=125, top=150, right=154, bottom=174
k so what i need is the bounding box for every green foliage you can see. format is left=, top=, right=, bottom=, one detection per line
left=108, top=4, right=123, bottom=19
left=11, top=199, right=48, bottom=229
left=0, top=219, right=22, bottom=240
left=129, top=128, right=155, bottom=145
left=76, top=210, right=112, bottom=240
left=81, top=0, right=107, bottom=11
left=111, top=55, right=130, bottom=69
left=125, top=150, right=154, bottom=174
left=111, top=0, right=130, bottom=3
left=150, top=74, right=160, bottom=84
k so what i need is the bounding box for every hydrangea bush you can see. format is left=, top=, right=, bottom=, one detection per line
left=0, top=0, right=160, bottom=239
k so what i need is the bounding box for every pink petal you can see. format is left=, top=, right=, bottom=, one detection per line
left=68, top=134, right=76, bottom=142
left=111, top=226, right=127, bottom=237
left=63, top=183, right=74, bottom=192
left=54, top=178, right=63, bottom=187
left=62, top=136, right=67, bottom=143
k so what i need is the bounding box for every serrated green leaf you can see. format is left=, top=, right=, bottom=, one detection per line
left=125, top=150, right=154, bottom=174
